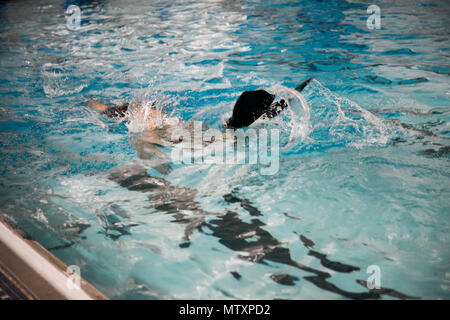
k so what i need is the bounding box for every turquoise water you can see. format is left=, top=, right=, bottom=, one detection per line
left=0, top=0, right=449, bottom=299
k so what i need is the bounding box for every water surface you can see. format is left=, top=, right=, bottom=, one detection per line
left=0, top=0, right=449, bottom=299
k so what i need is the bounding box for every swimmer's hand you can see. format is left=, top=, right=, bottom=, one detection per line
left=88, top=101, right=109, bottom=113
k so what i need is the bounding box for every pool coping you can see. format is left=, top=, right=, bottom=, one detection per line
left=0, top=213, right=107, bottom=300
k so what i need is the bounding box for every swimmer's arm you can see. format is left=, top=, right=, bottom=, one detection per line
left=132, top=130, right=167, bottom=160
left=133, top=138, right=167, bottom=161
left=88, top=101, right=109, bottom=113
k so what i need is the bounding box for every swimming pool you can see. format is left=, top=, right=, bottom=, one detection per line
left=0, top=0, right=449, bottom=299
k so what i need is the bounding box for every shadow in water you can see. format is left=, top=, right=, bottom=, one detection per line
left=105, top=165, right=419, bottom=300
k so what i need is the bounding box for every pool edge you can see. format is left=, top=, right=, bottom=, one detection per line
left=0, top=212, right=107, bottom=300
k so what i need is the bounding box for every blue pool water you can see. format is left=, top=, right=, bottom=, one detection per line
left=0, top=0, right=449, bottom=299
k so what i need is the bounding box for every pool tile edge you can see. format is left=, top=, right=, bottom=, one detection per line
left=0, top=212, right=107, bottom=300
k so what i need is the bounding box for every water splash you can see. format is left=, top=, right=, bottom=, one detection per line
left=41, top=63, right=87, bottom=98
left=125, top=88, right=180, bottom=133
left=268, top=84, right=312, bottom=144
left=268, top=79, right=404, bottom=154
left=312, top=80, right=399, bottom=149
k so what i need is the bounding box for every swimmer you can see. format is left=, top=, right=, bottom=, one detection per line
left=89, top=77, right=313, bottom=129
left=89, top=78, right=313, bottom=161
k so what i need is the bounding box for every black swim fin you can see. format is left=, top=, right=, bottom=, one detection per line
left=295, top=77, right=314, bottom=92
